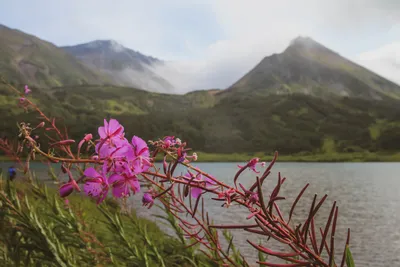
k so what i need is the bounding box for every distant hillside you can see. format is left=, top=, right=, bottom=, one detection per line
left=62, top=40, right=174, bottom=93
left=1, top=84, right=400, bottom=155
left=223, top=36, right=400, bottom=100
left=0, top=24, right=109, bottom=88
left=2, top=27, right=400, bottom=156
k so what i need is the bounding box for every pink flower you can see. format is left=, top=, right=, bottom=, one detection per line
left=261, top=161, right=266, bottom=167
left=83, top=164, right=109, bottom=204
left=217, top=188, right=236, bottom=208
left=239, top=183, right=259, bottom=205
left=177, top=148, right=187, bottom=163
left=188, top=152, right=198, bottom=161
left=24, top=85, right=31, bottom=95
left=142, top=193, right=154, bottom=208
left=101, top=144, right=135, bottom=173
left=19, top=97, right=25, bottom=103
left=163, top=136, right=175, bottom=148
left=108, top=170, right=140, bottom=198
left=184, top=171, right=215, bottom=198
left=95, top=119, right=129, bottom=159
left=238, top=158, right=261, bottom=173
left=131, top=136, right=151, bottom=173
left=95, top=137, right=131, bottom=159
left=98, top=119, right=124, bottom=141
left=59, top=179, right=80, bottom=198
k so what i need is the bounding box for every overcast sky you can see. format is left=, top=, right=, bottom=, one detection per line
left=1, top=0, right=399, bottom=92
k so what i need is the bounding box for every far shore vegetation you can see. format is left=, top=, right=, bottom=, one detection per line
left=2, top=151, right=400, bottom=163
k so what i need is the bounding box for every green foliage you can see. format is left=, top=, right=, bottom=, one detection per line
left=221, top=230, right=247, bottom=266
left=345, top=245, right=355, bottom=267
left=257, top=241, right=267, bottom=266
left=322, top=137, right=336, bottom=153
left=0, top=174, right=213, bottom=266
left=2, top=82, right=400, bottom=158
left=0, top=25, right=110, bottom=88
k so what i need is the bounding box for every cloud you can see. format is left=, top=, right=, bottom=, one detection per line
left=2, top=0, right=399, bottom=92
left=151, top=0, right=400, bottom=92
left=354, top=42, right=400, bottom=85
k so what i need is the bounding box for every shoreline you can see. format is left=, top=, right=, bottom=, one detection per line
left=2, top=152, right=400, bottom=163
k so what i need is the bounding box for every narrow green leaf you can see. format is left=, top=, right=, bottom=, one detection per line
left=258, top=241, right=266, bottom=266
left=345, top=245, right=355, bottom=267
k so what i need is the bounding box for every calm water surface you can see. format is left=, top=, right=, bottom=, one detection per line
left=1, top=161, right=399, bottom=266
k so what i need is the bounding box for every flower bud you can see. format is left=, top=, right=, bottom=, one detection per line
left=24, top=85, right=31, bottom=95
left=163, top=156, right=168, bottom=174
left=59, top=179, right=80, bottom=198
left=142, top=193, right=154, bottom=208
left=84, top=133, right=93, bottom=142
left=36, top=122, right=45, bottom=129
left=49, top=139, right=75, bottom=147
left=165, top=139, right=171, bottom=147
left=59, top=183, right=74, bottom=198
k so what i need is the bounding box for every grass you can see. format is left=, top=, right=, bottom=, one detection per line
left=0, top=174, right=214, bottom=266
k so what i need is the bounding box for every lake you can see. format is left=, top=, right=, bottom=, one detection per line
left=1, top=161, right=399, bottom=266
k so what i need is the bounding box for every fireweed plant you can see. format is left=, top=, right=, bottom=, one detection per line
left=0, top=79, right=355, bottom=267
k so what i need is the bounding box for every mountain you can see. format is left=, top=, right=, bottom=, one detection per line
left=1, top=84, right=400, bottom=155
left=62, top=40, right=175, bottom=93
left=2, top=28, right=400, bottom=156
left=0, top=25, right=174, bottom=92
left=223, top=36, right=400, bottom=100
left=0, top=24, right=109, bottom=88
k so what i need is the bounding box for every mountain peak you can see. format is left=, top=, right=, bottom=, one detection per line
left=289, top=36, right=317, bottom=45
left=83, top=40, right=125, bottom=52
left=226, top=36, right=400, bottom=100
left=287, top=36, right=328, bottom=51
left=284, top=35, right=339, bottom=57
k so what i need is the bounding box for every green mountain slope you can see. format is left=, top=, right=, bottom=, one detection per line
left=1, top=28, right=400, bottom=157
left=0, top=24, right=109, bottom=88
left=223, top=36, right=400, bottom=100
left=1, top=84, right=400, bottom=155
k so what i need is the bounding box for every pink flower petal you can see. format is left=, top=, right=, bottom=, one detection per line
left=98, top=126, right=107, bottom=139
left=191, top=187, right=202, bottom=198
left=205, top=176, right=216, bottom=185
left=112, top=144, right=134, bottom=160
left=108, top=174, right=124, bottom=184
left=112, top=183, right=129, bottom=198
left=131, top=136, right=148, bottom=154
left=97, top=191, right=108, bottom=204
left=108, top=119, right=123, bottom=135
left=132, top=158, right=150, bottom=173
left=129, top=179, right=140, bottom=193
left=84, top=167, right=101, bottom=178
left=84, top=182, right=103, bottom=197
